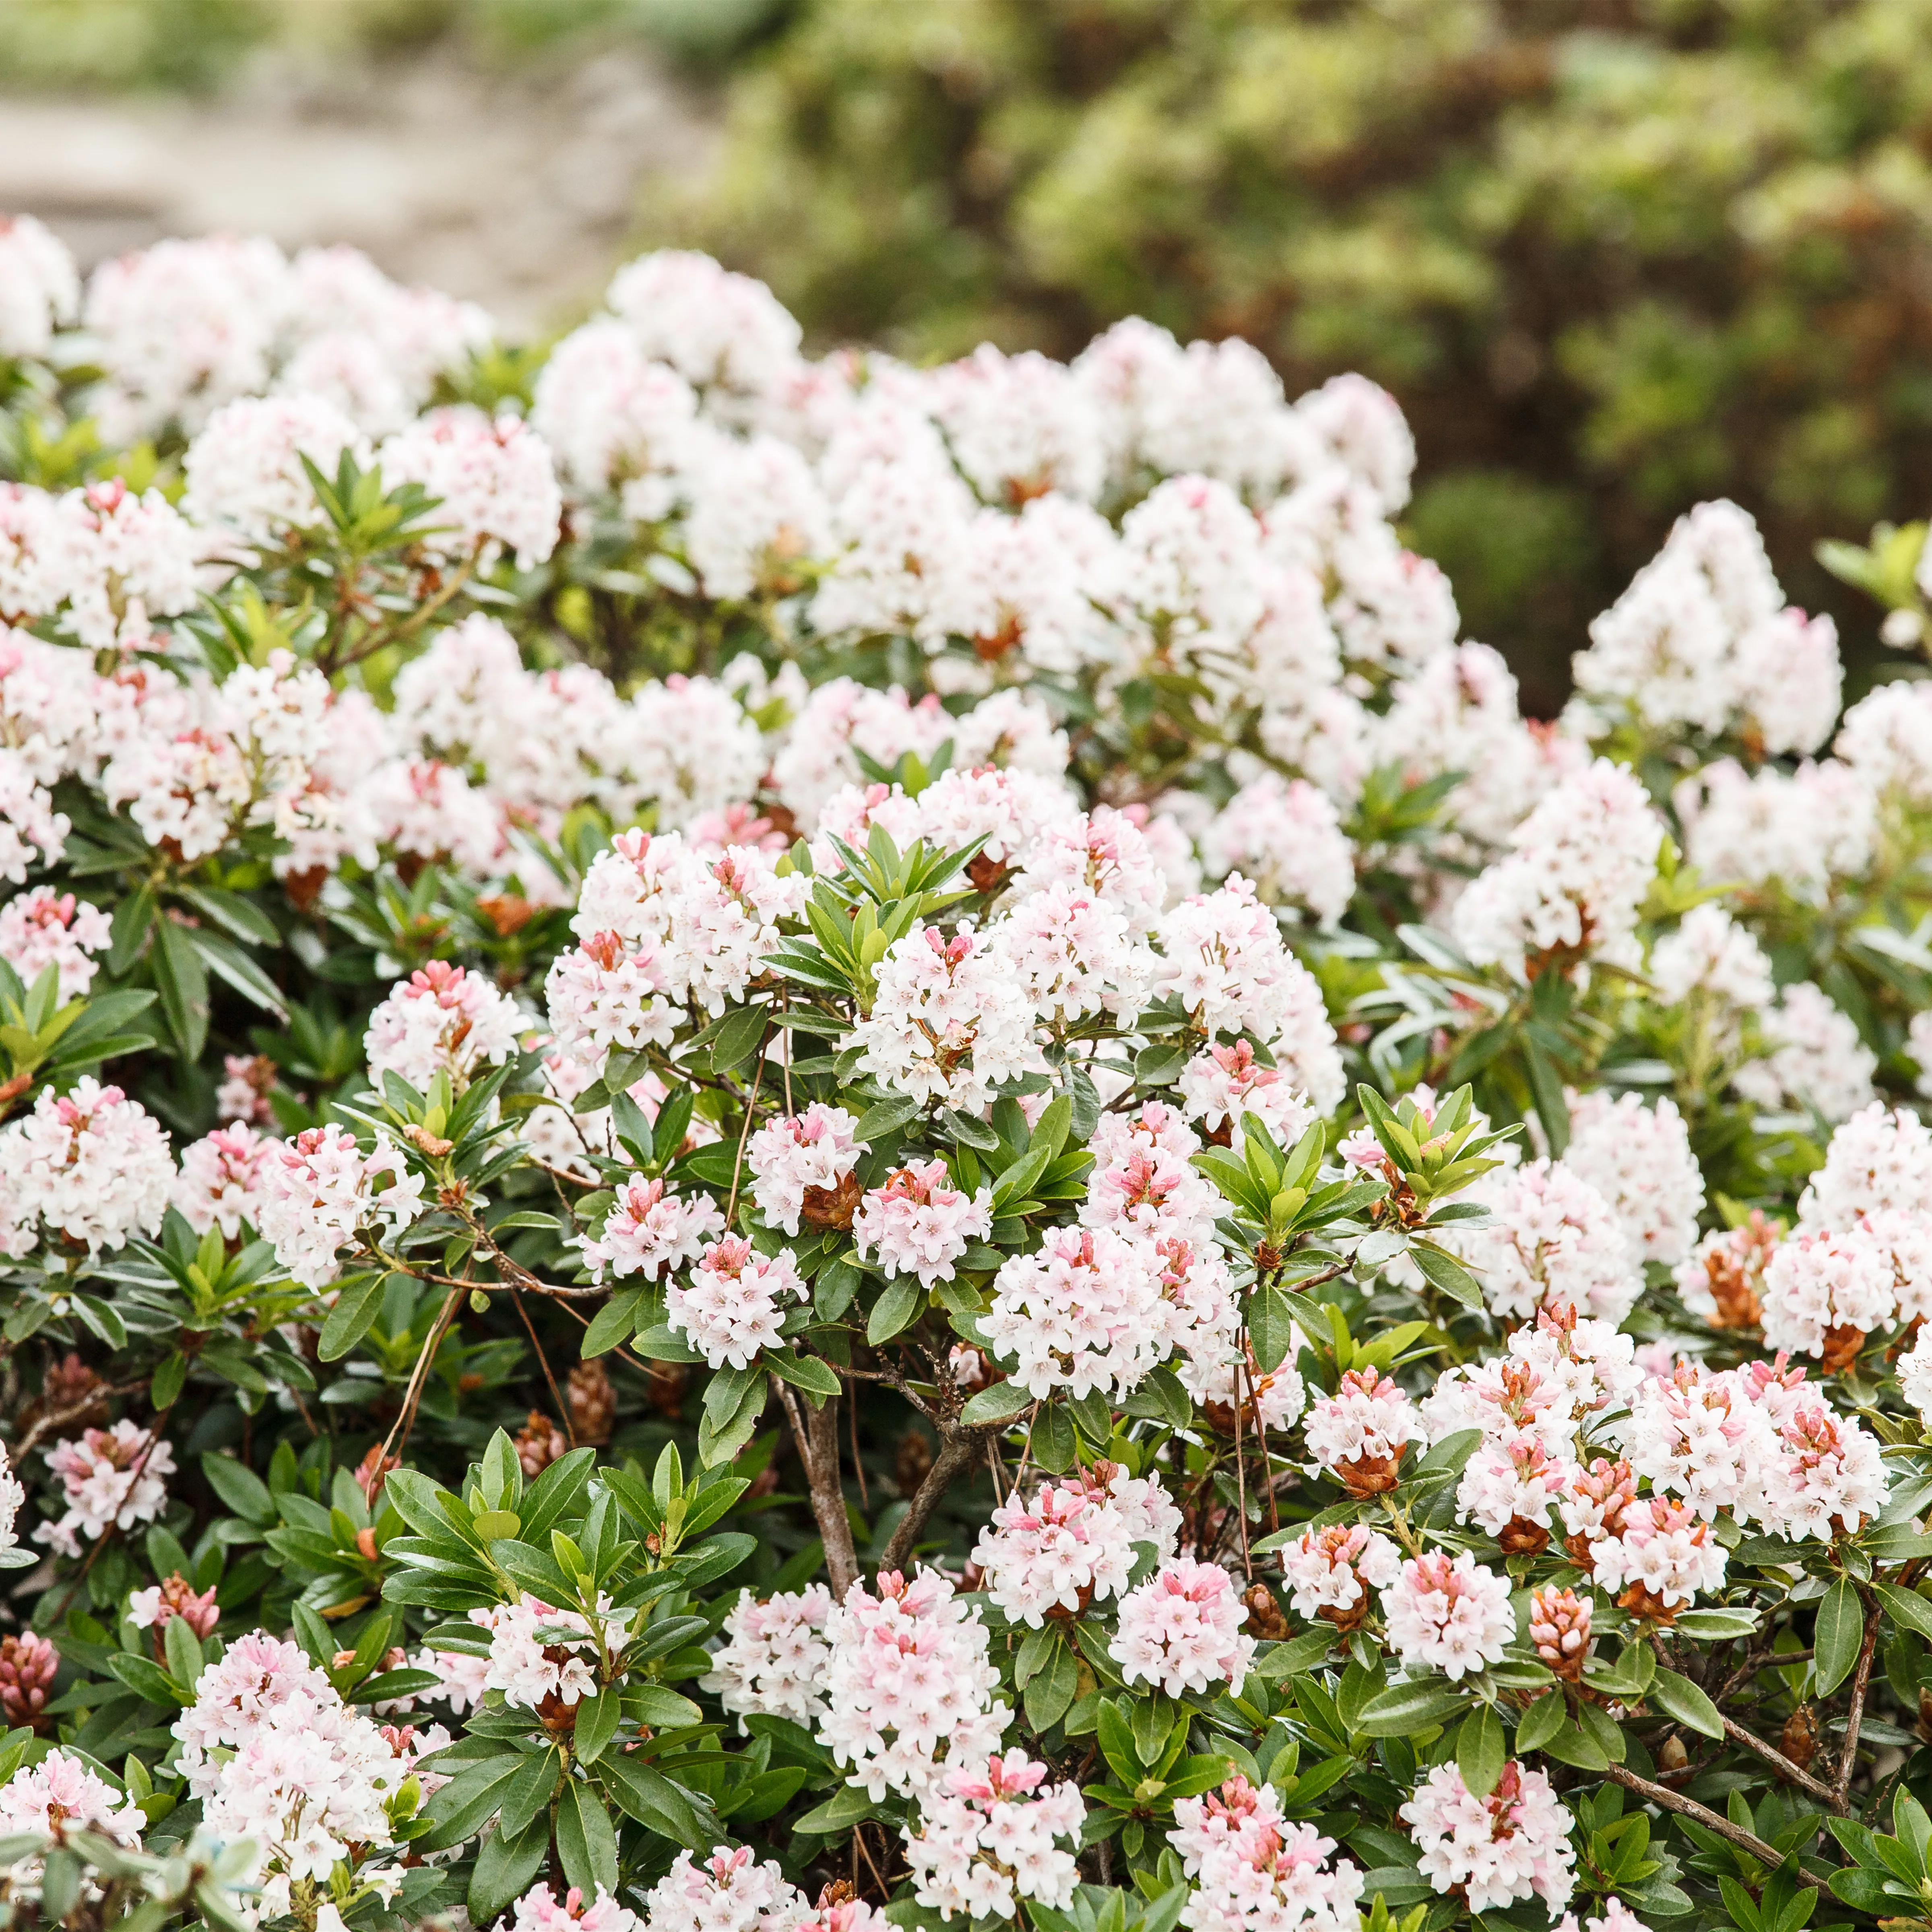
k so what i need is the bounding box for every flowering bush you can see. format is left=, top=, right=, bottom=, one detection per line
left=6, top=210, right=1932, bottom=1932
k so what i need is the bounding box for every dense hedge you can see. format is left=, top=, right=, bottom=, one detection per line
left=666, top=0, right=1932, bottom=702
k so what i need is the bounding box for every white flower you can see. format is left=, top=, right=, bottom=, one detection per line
left=1111, top=1557, right=1255, bottom=1695
left=1379, top=1551, right=1515, bottom=1680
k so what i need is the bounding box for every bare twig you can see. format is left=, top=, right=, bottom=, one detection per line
left=879, top=1426, right=984, bottom=1575
left=510, top=1290, right=576, bottom=1448
left=1721, top=1715, right=1843, bottom=1812
left=1837, top=1592, right=1885, bottom=1803
left=777, top=1382, right=859, bottom=1599
left=5, top=1380, right=147, bottom=1462
left=1603, top=1764, right=1824, bottom=1889
left=378, top=1285, right=464, bottom=1469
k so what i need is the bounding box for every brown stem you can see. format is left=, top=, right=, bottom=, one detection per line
left=779, top=1383, right=859, bottom=1599
left=879, top=1427, right=984, bottom=1576
left=1721, top=1715, right=1843, bottom=1813
left=1836, top=1591, right=1885, bottom=1802
left=1603, top=1765, right=1824, bottom=1889
left=510, top=1290, right=575, bottom=1448
left=5, top=1381, right=148, bottom=1462
left=378, top=1286, right=463, bottom=1469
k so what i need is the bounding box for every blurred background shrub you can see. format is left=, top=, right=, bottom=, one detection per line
left=17, top=0, right=1932, bottom=706
left=657, top=0, right=1932, bottom=709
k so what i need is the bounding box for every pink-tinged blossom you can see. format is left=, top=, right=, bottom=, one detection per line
left=1170, top=1773, right=1366, bottom=1932
left=852, top=1159, right=994, bottom=1288
left=971, top=1470, right=1147, bottom=1627
left=580, top=1176, right=724, bottom=1284
left=641, top=1845, right=803, bottom=1932
left=818, top=1567, right=1010, bottom=1803
left=668, top=1236, right=805, bottom=1369
left=1176, top=1039, right=1318, bottom=1146
left=502, top=1882, right=642, bottom=1932
left=1015, top=806, right=1171, bottom=935
left=1674, top=1214, right=1779, bottom=1328
left=365, top=959, right=522, bottom=1094
left=1156, top=877, right=1310, bottom=1042
left=701, top=1584, right=834, bottom=1728
left=37, top=1421, right=176, bottom=1558
left=129, top=1572, right=221, bottom=1641
left=1741, top=983, right=1878, bottom=1125
left=1278, top=1524, right=1404, bottom=1629
left=0, top=1441, right=22, bottom=1560
left=1380, top=1550, right=1515, bottom=1680
left=1761, top=1227, right=1896, bottom=1358
left=1529, top=1586, right=1594, bottom=1682
left=414, top=1646, right=491, bottom=1716
left=1757, top=1402, right=1888, bottom=1542
left=853, top=924, right=1044, bottom=1111
left=993, top=882, right=1154, bottom=1024
left=1799, top=1102, right=1932, bottom=1227
left=1562, top=1091, right=1705, bottom=1268
left=0, top=1748, right=142, bottom=1893
left=983, top=1224, right=1167, bottom=1401
left=1557, top=1903, right=1651, bottom=1932
left=904, top=1749, right=1086, bottom=1922
left=1201, top=772, right=1356, bottom=926
left=1451, top=758, right=1662, bottom=980
left=544, top=929, right=679, bottom=1080
left=1456, top=1435, right=1577, bottom=1542
left=0, top=1077, right=173, bottom=1256
left=1587, top=1498, right=1727, bottom=1616
left=0, top=888, right=109, bottom=999
left=1304, top=1367, right=1420, bottom=1496
left=747, top=1104, right=862, bottom=1236
left=1111, top=1556, right=1255, bottom=1696
left=0, top=215, right=78, bottom=359
left=380, top=406, right=561, bottom=569
left=1403, top=1762, right=1576, bottom=1915
left=1444, top=1158, right=1641, bottom=1325
left=173, top=1121, right=280, bottom=1240
left=1082, top=1102, right=1220, bottom=1246
left=1619, top=1362, right=1777, bottom=1521
left=175, top=1629, right=437, bottom=1922
left=257, top=1123, right=425, bottom=1289
left=468, top=1594, right=621, bottom=1712
left=183, top=393, right=366, bottom=546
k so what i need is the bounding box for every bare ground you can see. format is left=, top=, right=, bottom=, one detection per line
left=0, top=47, right=722, bottom=334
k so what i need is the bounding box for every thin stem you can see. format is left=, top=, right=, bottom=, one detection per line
left=1602, top=1765, right=1824, bottom=1890
left=878, top=1426, right=983, bottom=1575
left=1836, top=1591, right=1885, bottom=1803
left=378, top=1286, right=464, bottom=1469
left=778, top=1381, right=859, bottom=1599
left=510, top=1289, right=576, bottom=1448
left=1720, top=1715, right=1843, bottom=1813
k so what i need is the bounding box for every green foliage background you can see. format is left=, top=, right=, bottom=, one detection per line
left=658, top=0, right=1932, bottom=708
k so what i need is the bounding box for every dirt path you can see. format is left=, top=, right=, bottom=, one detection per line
left=0, top=48, right=722, bottom=334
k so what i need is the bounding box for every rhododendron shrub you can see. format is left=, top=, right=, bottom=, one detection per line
left=8, top=222, right=1932, bottom=1932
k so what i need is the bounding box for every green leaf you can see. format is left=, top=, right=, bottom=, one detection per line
left=1876, top=1581, right=1932, bottom=1643
left=867, top=1276, right=922, bottom=1344
left=960, top=1381, right=1030, bottom=1426
left=1024, top=1636, right=1079, bottom=1732
left=1815, top=1577, right=1864, bottom=1696
left=150, top=1350, right=188, bottom=1411
left=1249, top=1285, right=1297, bottom=1373
left=153, top=914, right=210, bottom=1061
left=582, top=1287, right=645, bottom=1358
left=1514, top=1690, right=1565, bottom=1754
left=574, top=1688, right=621, bottom=1765
left=556, top=1781, right=618, bottom=1897
left=1647, top=1667, right=1724, bottom=1740
left=1410, top=1241, right=1484, bottom=1311
left=1455, top=1705, right=1505, bottom=1799
left=200, top=1452, right=275, bottom=1526
left=795, top=1785, right=878, bottom=1835
left=469, top=1813, right=550, bottom=1926
left=319, top=1271, right=392, bottom=1361
left=769, top=1350, right=842, bottom=1398
left=1355, top=1679, right=1467, bottom=1737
